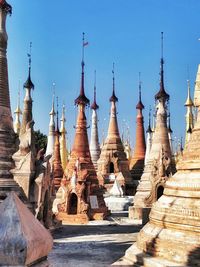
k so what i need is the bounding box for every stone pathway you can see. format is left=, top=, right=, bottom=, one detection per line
left=36, top=219, right=141, bottom=267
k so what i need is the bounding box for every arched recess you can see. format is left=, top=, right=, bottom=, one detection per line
left=156, top=185, right=164, bottom=200
left=109, top=162, right=114, bottom=173
left=68, top=193, right=78, bottom=214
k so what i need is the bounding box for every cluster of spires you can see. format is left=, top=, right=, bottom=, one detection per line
left=13, top=32, right=197, bottom=174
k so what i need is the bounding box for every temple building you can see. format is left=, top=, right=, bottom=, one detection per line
left=60, top=104, right=68, bottom=170
left=114, top=65, right=200, bottom=267
left=97, top=67, right=132, bottom=194
left=89, top=73, right=101, bottom=171
left=53, top=35, right=108, bottom=223
left=129, top=78, right=146, bottom=194
left=13, top=90, right=22, bottom=135
left=184, top=80, right=194, bottom=146
left=0, top=0, right=27, bottom=202
left=129, top=33, right=174, bottom=220
left=46, top=93, right=56, bottom=157
left=144, top=108, right=153, bottom=166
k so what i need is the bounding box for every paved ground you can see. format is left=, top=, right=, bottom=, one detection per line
left=36, top=218, right=142, bottom=267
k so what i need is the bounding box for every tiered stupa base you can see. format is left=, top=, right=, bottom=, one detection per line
left=0, top=130, right=28, bottom=203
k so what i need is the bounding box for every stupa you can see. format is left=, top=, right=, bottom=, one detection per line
left=113, top=65, right=200, bottom=267
left=46, top=92, right=56, bottom=158
left=144, top=107, right=153, bottom=166
left=97, top=65, right=132, bottom=194
left=129, top=77, right=146, bottom=195
left=89, top=72, right=101, bottom=171
left=184, top=80, right=194, bottom=146
left=52, top=108, right=63, bottom=193
left=0, top=0, right=27, bottom=202
left=60, top=104, right=68, bottom=170
left=129, top=33, right=174, bottom=220
left=53, top=34, right=108, bottom=224
left=13, top=90, right=22, bottom=135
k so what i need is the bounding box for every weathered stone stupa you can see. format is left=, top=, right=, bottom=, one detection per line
left=129, top=78, right=146, bottom=194
left=144, top=108, right=153, bottom=166
left=97, top=66, right=132, bottom=194
left=0, top=192, right=53, bottom=266
left=52, top=109, right=63, bottom=193
left=129, top=33, right=174, bottom=220
left=12, top=51, right=36, bottom=200
left=114, top=65, right=200, bottom=267
left=46, top=93, right=56, bottom=157
left=90, top=73, right=101, bottom=171
left=0, top=1, right=26, bottom=201
left=13, top=90, right=22, bottom=135
left=53, top=34, right=108, bottom=223
left=60, top=104, right=68, bottom=170
left=184, top=80, right=194, bottom=146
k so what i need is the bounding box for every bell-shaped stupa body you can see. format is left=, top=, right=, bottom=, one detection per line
left=114, top=66, right=200, bottom=267
left=90, top=82, right=100, bottom=171
left=97, top=70, right=132, bottom=194
left=130, top=81, right=146, bottom=194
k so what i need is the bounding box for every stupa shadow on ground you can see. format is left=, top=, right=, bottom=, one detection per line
left=33, top=223, right=142, bottom=267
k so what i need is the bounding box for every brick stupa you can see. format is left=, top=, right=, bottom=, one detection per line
left=0, top=0, right=27, bottom=202
left=113, top=65, right=200, bottom=267
left=52, top=111, right=63, bottom=193
left=53, top=36, right=108, bottom=223
left=97, top=67, right=132, bottom=194
left=130, top=79, right=146, bottom=195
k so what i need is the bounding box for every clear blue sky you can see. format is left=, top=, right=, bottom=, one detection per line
left=7, top=0, right=200, bottom=150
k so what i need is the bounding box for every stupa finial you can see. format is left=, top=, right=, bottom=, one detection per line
left=155, top=32, right=169, bottom=101
left=109, top=63, right=118, bottom=102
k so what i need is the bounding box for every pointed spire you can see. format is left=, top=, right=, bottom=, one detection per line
left=146, top=106, right=152, bottom=133
left=0, top=0, right=12, bottom=14
left=56, top=96, right=60, bottom=133
left=14, top=83, right=22, bottom=115
left=155, top=32, right=169, bottom=101
left=91, top=70, right=99, bottom=110
left=136, top=72, right=144, bottom=109
left=110, top=63, right=118, bottom=102
left=60, top=103, right=66, bottom=133
left=75, top=33, right=89, bottom=106
left=50, top=83, right=56, bottom=116
left=185, top=80, right=194, bottom=106
left=24, top=42, right=34, bottom=90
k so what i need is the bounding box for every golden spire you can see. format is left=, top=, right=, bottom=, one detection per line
left=184, top=80, right=194, bottom=106
left=14, top=84, right=22, bottom=115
